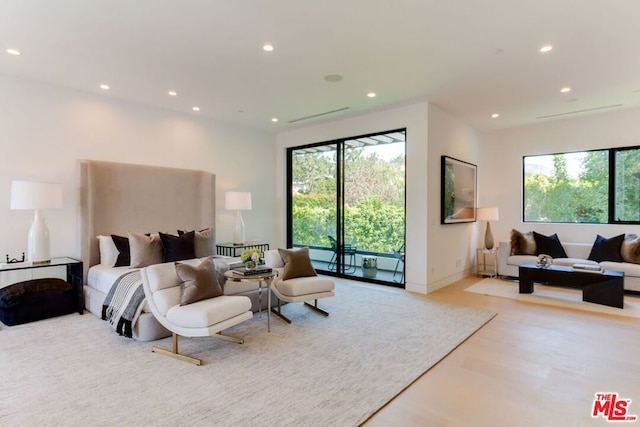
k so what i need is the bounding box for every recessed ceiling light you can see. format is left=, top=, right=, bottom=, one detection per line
left=263, top=44, right=274, bottom=52
left=192, top=106, right=200, bottom=112
left=6, top=48, right=20, bottom=56
left=99, top=84, right=110, bottom=90
left=491, top=113, right=500, bottom=118
left=168, top=91, right=177, bottom=96
left=367, top=92, right=376, bottom=98
left=324, top=74, right=343, bottom=83
left=271, top=118, right=278, bottom=123
left=539, top=45, right=553, bottom=53
left=560, top=87, right=571, bottom=93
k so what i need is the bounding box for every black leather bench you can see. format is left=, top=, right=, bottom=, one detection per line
left=0, top=278, right=77, bottom=326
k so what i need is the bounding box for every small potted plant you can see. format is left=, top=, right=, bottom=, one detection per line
left=241, top=248, right=263, bottom=269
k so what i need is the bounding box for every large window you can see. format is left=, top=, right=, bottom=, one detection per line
left=523, top=146, right=640, bottom=224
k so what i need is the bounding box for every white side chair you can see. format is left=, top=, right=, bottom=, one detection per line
left=141, top=259, right=253, bottom=365
left=264, top=249, right=335, bottom=323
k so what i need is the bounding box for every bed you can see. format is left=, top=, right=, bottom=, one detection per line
left=79, top=160, right=219, bottom=341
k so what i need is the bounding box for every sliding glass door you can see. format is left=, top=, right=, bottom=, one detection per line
left=287, top=129, right=406, bottom=286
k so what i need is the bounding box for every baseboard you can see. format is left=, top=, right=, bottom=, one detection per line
left=426, top=269, right=472, bottom=294
left=405, top=269, right=474, bottom=294
left=405, top=282, right=427, bottom=294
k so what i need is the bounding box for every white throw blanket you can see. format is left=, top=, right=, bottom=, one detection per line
left=101, top=270, right=146, bottom=338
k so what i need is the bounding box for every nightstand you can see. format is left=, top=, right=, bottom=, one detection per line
left=476, top=248, right=497, bottom=278
left=216, top=242, right=270, bottom=257
left=0, top=257, right=83, bottom=325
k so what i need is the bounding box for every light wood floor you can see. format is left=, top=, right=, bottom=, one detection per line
left=363, top=276, right=640, bottom=427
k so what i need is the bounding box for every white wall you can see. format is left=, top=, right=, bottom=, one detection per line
left=427, top=105, right=484, bottom=291
left=0, top=73, right=277, bottom=261
left=481, top=107, right=640, bottom=246
left=276, top=102, right=484, bottom=293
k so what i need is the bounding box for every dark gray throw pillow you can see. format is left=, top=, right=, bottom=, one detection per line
left=533, top=232, right=567, bottom=258
left=177, top=228, right=215, bottom=258
left=588, top=234, right=624, bottom=262
left=111, top=234, right=130, bottom=267
left=160, top=231, right=196, bottom=263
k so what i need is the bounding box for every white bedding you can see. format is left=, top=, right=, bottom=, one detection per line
left=86, top=264, right=150, bottom=313
left=87, top=264, right=137, bottom=295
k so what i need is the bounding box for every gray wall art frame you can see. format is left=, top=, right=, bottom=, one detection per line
left=441, top=155, right=477, bottom=224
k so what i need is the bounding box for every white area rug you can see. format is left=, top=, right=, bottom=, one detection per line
left=466, top=278, right=640, bottom=318
left=0, top=278, right=494, bottom=427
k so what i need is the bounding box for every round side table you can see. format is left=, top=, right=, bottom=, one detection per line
left=223, top=269, right=277, bottom=332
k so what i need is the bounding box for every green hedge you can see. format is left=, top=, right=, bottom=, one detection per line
left=292, top=194, right=404, bottom=253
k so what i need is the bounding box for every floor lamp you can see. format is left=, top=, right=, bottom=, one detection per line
left=225, top=191, right=252, bottom=245
left=477, top=207, right=499, bottom=250
left=10, top=181, right=63, bottom=264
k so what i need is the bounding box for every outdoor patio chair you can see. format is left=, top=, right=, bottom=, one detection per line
left=392, top=244, right=405, bottom=282
left=327, top=236, right=357, bottom=273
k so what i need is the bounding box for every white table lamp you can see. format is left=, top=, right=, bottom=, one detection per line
left=477, top=207, right=499, bottom=250
left=225, top=191, right=252, bottom=245
left=11, top=181, right=63, bottom=264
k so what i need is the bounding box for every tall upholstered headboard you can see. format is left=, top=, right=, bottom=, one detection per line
left=79, top=160, right=215, bottom=281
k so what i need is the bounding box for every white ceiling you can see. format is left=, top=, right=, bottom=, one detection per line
left=2, top=0, right=640, bottom=133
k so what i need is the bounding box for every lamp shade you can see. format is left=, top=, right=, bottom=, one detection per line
left=477, top=207, right=499, bottom=221
left=225, top=192, right=252, bottom=211
left=11, top=181, right=63, bottom=210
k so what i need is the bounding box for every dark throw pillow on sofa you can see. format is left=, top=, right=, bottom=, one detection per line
left=510, top=229, right=536, bottom=255
left=533, top=232, right=568, bottom=258
left=160, top=231, right=196, bottom=262
left=588, top=234, right=624, bottom=263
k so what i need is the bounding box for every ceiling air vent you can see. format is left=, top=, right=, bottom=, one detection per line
left=536, top=104, right=622, bottom=120
left=289, top=107, right=350, bottom=123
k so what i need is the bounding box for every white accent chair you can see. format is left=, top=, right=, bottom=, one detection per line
left=141, top=259, right=253, bottom=365
left=264, top=249, right=335, bottom=323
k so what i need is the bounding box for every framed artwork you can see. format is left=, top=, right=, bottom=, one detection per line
left=441, top=156, right=477, bottom=224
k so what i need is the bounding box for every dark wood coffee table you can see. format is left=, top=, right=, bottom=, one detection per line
left=519, top=263, right=624, bottom=308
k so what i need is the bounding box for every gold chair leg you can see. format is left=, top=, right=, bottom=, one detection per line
left=151, top=332, right=245, bottom=365
left=213, top=332, right=244, bottom=344
left=304, top=299, right=330, bottom=317
left=151, top=333, right=202, bottom=365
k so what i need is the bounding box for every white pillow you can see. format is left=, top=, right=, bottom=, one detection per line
left=97, top=235, right=119, bottom=267
left=264, top=249, right=284, bottom=268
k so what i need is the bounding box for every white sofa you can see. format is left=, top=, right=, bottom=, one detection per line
left=498, top=241, right=640, bottom=293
